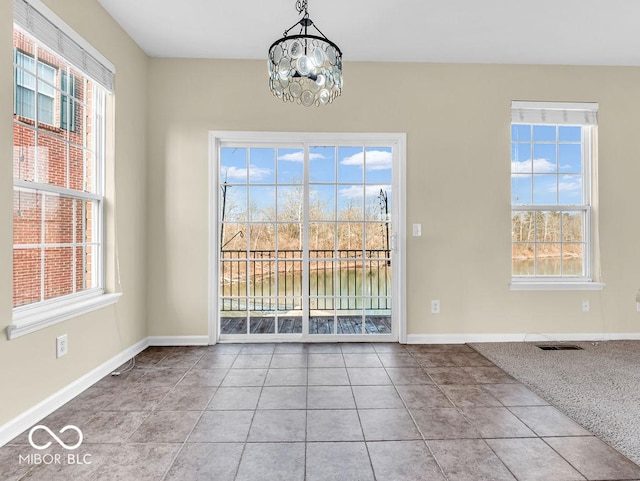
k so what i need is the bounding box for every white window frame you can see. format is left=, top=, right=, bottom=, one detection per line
left=208, top=131, right=407, bottom=344
left=509, top=101, right=604, bottom=291
left=8, top=16, right=119, bottom=340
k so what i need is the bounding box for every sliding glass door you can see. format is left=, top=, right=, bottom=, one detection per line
left=214, top=134, right=402, bottom=342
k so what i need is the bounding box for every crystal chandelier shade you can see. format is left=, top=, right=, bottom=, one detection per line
left=268, top=1, right=342, bottom=106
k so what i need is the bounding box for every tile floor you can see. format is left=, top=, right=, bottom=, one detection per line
left=3, top=342, right=640, bottom=481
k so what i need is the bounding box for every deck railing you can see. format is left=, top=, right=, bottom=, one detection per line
left=220, top=249, right=391, bottom=311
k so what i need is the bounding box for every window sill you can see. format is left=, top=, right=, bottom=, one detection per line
left=509, top=281, right=606, bottom=291
left=7, top=291, right=122, bottom=340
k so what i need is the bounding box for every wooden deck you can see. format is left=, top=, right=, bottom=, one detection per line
left=220, top=316, right=391, bottom=335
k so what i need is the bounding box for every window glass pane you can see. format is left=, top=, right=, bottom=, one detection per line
left=309, top=222, right=335, bottom=252
left=277, top=311, right=302, bottom=334
left=220, top=258, right=248, bottom=297
left=310, top=146, right=335, bottom=182
left=533, top=125, right=556, bottom=142
left=249, top=313, right=276, bottom=334
left=365, top=147, right=392, bottom=184
left=76, top=244, right=96, bottom=291
left=337, top=224, right=363, bottom=252
left=512, top=211, right=532, bottom=243
left=248, top=148, right=275, bottom=184
left=534, top=211, right=560, bottom=242
left=249, top=260, right=275, bottom=296
left=558, top=175, right=582, bottom=204
left=13, top=125, right=36, bottom=182
left=37, top=132, right=68, bottom=188
left=562, top=244, right=583, bottom=276
left=536, top=244, right=561, bottom=276
left=44, top=247, right=74, bottom=299
left=310, top=259, right=335, bottom=296
left=44, top=194, right=74, bottom=244
left=511, top=175, right=532, bottom=204
left=250, top=223, right=276, bottom=252
left=13, top=248, right=41, bottom=307
left=277, top=148, right=303, bottom=184
left=532, top=144, right=556, bottom=173
left=338, top=146, right=364, bottom=183
left=220, top=312, right=247, bottom=334
left=309, top=314, right=334, bottom=334
left=221, top=185, right=247, bottom=222
left=512, top=243, right=534, bottom=275
left=562, top=211, right=583, bottom=242
left=275, top=222, right=300, bottom=252
left=249, top=186, right=275, bottom=222
left=309, top=185, right=335, bottom=221
left=69, top=145, right=84, bottom=191
left=512, top=124, right=531, bottom=141
left=533, top=174, right=557, bottom=205
left=221, top=223, right=247, bottom=252
left=338, top=185, right=364, bottom=220
left=77, top=200, right=97, bottom=245
left=365, top=222, right=390, bottom=253
left=277, top=185, right=303, bottom=223
left=366, top=185, right=390, bottom=221
left=338, top=310, right=363, bottom=335
left=558, top=144, right=582, bottom=173
left=365, top=312, right=391, bottom=334
left=83, top=150, right=94, bottom=194
left=559, top=126, right=581, bottom=142
left=220, top=147, right=247, bottom=184
left=511, top=143, right=532, bottom=173
left=14, top=190, right=41, bottom=245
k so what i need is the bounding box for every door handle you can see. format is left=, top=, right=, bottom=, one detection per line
left=390, top=234, right=398, bottom=252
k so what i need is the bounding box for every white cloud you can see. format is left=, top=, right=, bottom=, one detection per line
left=341, top=150, right=392, bottom=171
left=558, top=175, right=581, bottom=192
left=278, top=152, right=325, bottom=162
left=511, top=158, right=556, bottom=177
left=222, top=165, right=272, bottom=181
left=339, top=185, right=391, bottom=200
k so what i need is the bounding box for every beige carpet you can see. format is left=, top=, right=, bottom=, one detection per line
left=469, top=340, right=640, bottom=465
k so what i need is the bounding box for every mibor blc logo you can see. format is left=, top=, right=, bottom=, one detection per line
left=19, top=424, right=92, bottom=465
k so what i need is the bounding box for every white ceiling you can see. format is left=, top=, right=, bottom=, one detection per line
left=97, top=0, right=640, bottom=66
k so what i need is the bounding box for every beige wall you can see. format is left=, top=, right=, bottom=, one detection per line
left=147, top=59, right=640, bottom=339
left=0, top=0, right=148, bottom=426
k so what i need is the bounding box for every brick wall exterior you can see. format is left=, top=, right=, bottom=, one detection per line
left=13, top=29, right=96, bottom=308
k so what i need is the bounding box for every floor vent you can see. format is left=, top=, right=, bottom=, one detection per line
left=537, top=345, right=584, bottom=351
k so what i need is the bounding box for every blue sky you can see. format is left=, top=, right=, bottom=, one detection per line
left=511, top=124, right=583, bottom=205
left=220, top=146, right=392, bottom=221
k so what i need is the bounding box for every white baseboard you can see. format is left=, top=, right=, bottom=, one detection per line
left=406, top=332, right=640, bottom=344
left=147, top=335, right=210, bottom=346
left=0, top=337, right=149, bottom=448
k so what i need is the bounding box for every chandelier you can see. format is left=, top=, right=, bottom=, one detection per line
left=268, top=0, right=342, bottom=106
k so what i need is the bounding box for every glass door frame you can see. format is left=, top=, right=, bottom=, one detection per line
left=208, top=131, right=406, bottom=344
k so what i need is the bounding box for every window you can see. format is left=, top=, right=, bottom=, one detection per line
left=9, top=0, right=117, bottom=339
left=510, top=101, right=601, bottom=289
left=15, top=50, right=56, bottom=125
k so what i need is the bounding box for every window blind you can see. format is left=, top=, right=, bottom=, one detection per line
left=13, top=0, right=115, bottom=92
left=511, top=101, right=598, bottom=125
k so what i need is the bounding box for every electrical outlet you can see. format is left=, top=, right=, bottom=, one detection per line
left=56, top=334, right=68, bottom=358
left=431, top=300, right=440, bottom=314
left=582, top=300, right=590, bottom=312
